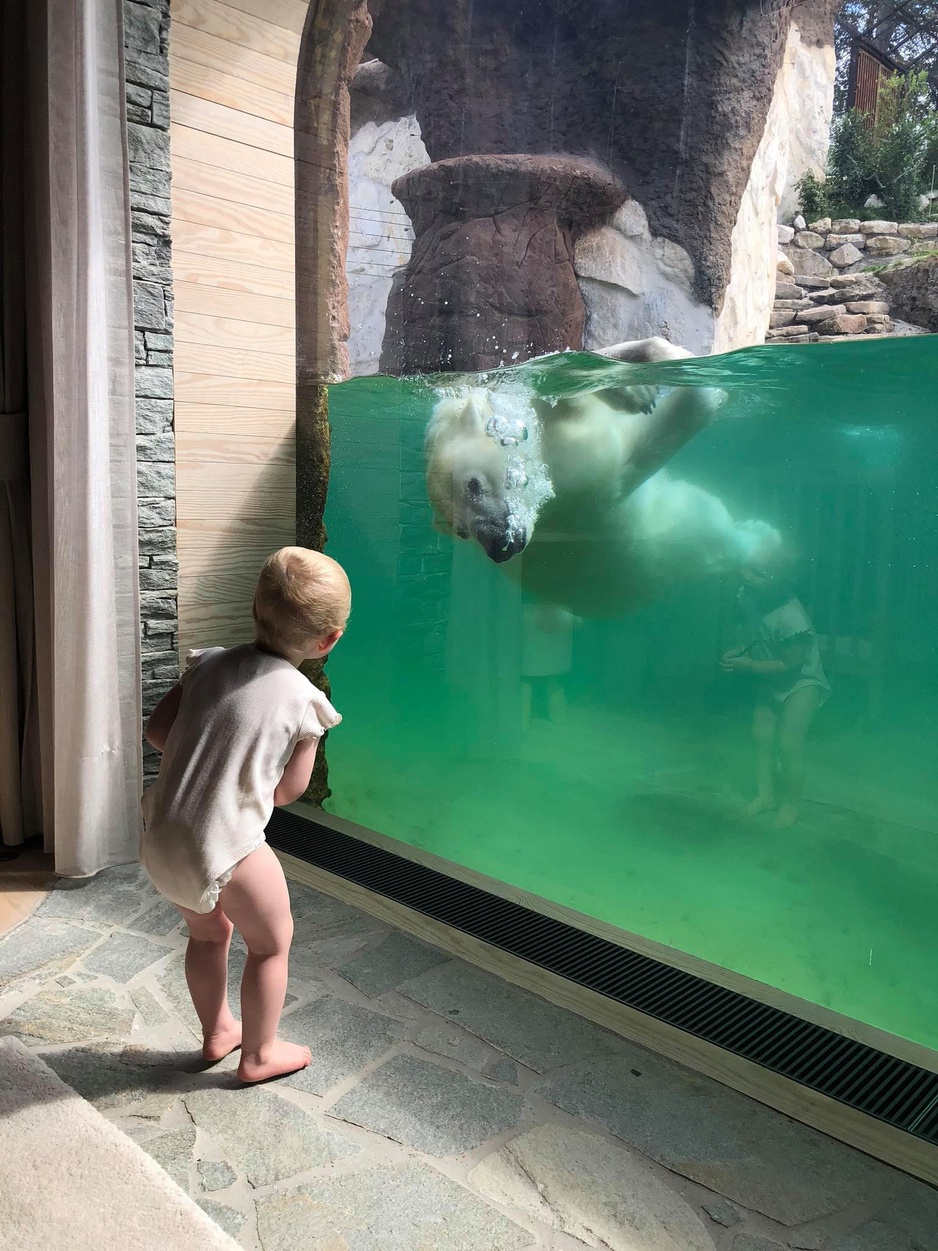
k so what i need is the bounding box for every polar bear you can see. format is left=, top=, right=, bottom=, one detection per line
left=425, top=336, right=779, bottom=618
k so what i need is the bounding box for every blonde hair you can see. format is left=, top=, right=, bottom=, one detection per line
left=253, top=547, right=350, bottom=655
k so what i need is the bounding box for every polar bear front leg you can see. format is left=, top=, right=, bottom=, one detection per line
left=596, top=337, right=695, bottom=364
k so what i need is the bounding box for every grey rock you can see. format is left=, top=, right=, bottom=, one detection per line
left=0, top=919, right=101, bottom=990
left=732, top=1236, right=786, bottom=1251
left=414, top=1021, right=497, bottom=1071
left=288, top=889, right=389, bottom=976
left=0, top=985, right=134, bottom=1044
left=701, top=1199, right=741, bottom=1227
left=135, top=365, right=173, bottom=400
left=134, top=330, right=146, bottom=362
left=136, top=432, right=174, bottom=462
left=793, top=231, right=825, bottom=249
left=255, top=1161, right=530, bottom=1251
left=124, top=53, right=169, bottom=92
left=884, top=1182, right=938, bottom=1250
left=331, top=1053, right=523, bottom=1157
left=131, top=211, right=167, bottom=238
left=793, top=275, right=832, bottom=288
left=146, top=350, right=173, bottom=367
left=789, top=247, right=833, bottom=278
left=124, top=3, right=163, bottom=54
left=279, top=995, right=404, bottom=1096
left=826, top=233, right=865, bottom=248
left=83, top=931, right=168, bottom=981
left=144, top=331, right=173, bottom=351
left=777, top=225, right=795, bottom=245
left=197, top=1200, right=245, bottom=1239
left=139, top=1126, right=196, bottom=1190
left=829, top=243, right=864, bottom=268
left=43, top=1046, right=178, bottom=1116
left=131, top=985, right=170, bottom=1026
left=38, top=864, right=155, bottom=926
left=482, top=1057, right=519, bottom=1085
left=793, top=215, right=807, bottom=230
left=135, top=397, right=173, bottom=434
left=831, top=218, right=861, bottom=233
left=830, top=1222, right=915, bottom=1251
left=125, top=82, right=153, bottom=109
left=151, top=92, right=171, bottom=130
left=788, top=1232, right=828, bottom=1251
left=137, top=462, right=175, bottom=498
left=338, top=931, right=447, bottom=997
left=775, top=283, right=803, bottom=299
left=129, top=165, right=171, bottom=197
left=197, top=1160, right=238, bottom=1193
left=130, top=899, right=182, bottom=936
left=127, top=122, right=170, bottom=171
left=540, top=1054, right=896, bottom=1225
left=184, top=1085, right=357, bottom=1188
left=401, top=960, right=621, bottom=1071
left=865, top=236, right=911, bottom=257
left=860, top=220, right=898, bottom=235
left=133, top=280, right=167, bottom=329
left=898, top=222, right=938, bottom=240
left=470, top=1123, right=715, bottom=1251
left=127, top=103, right=151, bottom=125
left=795, top=304, right=848, bottom=323
left=138, top=499, right=175, bottom=527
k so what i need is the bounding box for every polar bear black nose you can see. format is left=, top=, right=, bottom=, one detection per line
left=480, top=529, right=527, bottom=563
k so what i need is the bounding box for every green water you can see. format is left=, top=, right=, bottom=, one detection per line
left=319, top=337, right=938, bottom=1051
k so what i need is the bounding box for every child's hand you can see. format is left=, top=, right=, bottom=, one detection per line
left=721, top=654, right=753, bottom=673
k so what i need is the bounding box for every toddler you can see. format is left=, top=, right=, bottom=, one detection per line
left=721, top=543, right=829, bottom=829
left=141, top=547, right=350, bottom=1083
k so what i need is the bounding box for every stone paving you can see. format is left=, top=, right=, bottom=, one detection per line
left=0, top=862, right=936, bottom=1251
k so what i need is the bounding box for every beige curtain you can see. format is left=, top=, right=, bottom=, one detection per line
left=0, top=0, right=142, bottom=875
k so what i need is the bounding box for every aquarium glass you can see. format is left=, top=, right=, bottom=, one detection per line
left=293, top=0, right=938, bottom=1055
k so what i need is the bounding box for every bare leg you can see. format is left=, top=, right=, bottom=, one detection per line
left=177, top=902, right=241, bottom=1062
left=219, top=843, right=311, bottom=1084
left=744, top=703, right=778, bottom=818
left=547, top=679, right=567, bottom=725
left=775, top=686, right=822, bottom=828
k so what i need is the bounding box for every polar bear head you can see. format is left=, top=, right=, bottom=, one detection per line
left=425, top=388, right=548, bottom=563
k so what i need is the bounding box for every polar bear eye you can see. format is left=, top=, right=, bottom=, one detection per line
left=466, top=477, right=483, bottom=498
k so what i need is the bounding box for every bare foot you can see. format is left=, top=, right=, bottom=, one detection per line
left=775, top=803, right=800, bottom=829
left=238, top=1040, right=311, bottom=1084
left=202, top=1020, right=242, bottom=1063
left=742, top=794, right=776, bottom=819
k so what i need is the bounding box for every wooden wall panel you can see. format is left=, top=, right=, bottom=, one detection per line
left=170, top=0, right=302, bottom=656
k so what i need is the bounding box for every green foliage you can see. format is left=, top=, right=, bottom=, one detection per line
left=808, top=69, right=938, bottom=222
left=795, top=171, right=829, bottom=220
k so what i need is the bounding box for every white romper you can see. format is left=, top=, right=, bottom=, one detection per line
left=140, top=645, right=341, bottom=914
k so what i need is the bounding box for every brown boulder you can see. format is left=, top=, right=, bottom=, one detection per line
left=816, top=314, right=868, bottom=335
left=380, top=154, right=626, bottom=374
left=880, top=255, right=938, bottom=331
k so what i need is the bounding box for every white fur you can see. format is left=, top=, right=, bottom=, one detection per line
left=425, top=337, right=779, bottom=617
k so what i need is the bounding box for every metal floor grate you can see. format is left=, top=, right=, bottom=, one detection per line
left=267, top=808, right=938, bottom=1147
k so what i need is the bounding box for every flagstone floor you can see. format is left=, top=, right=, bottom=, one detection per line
left=0, top=861, right=935, bottom=1251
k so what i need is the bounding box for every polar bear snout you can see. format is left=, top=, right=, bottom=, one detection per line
left=478, top=513, right=528, bottom=563
left=471, top=495, right=528, bottom=563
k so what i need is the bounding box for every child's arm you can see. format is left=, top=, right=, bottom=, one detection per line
left=273, top=737, right=319, bottom=807
left=723, top=634, right=809, bottom=676
left=145, top=683, right=184, bottom=752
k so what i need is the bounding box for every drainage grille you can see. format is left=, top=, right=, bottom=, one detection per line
left=267, top=808, right=938, bottom=1147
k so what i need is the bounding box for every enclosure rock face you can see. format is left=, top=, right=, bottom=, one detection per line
left=880, top=257, right=938, bottom=332
left=574, top=202, right=714, bottom=356
left=380, top=155, right=626, bottom=374
left=347, top=115, right=428, bottom=374
left=368, top=0, right=839, bottom=315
